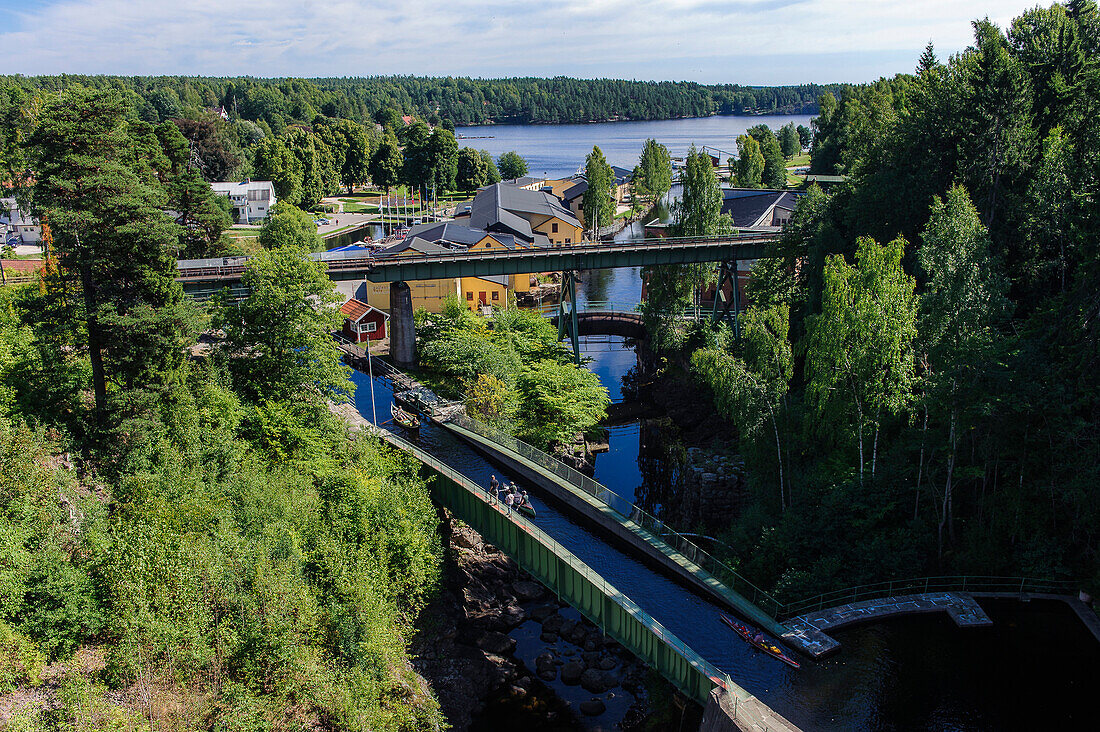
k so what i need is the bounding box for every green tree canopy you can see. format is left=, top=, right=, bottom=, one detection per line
left=779, top=122, right=801, bottom=157
left=29, top=87, right=197, bottom=429
left=257, top=202, right=324, bottom=251
left=456, top=147, right=488, bottom=190
left=581, top=145, right=615, bottom=229
left=497, top=151, right=528, bottom=180
left=480, top=149, right=501, bottom=184
left=635, top=138, right=672, bottom=199
left=748, top=124, right=787, bottom=188
left=735, top=134, right=765, bottom=188
left=514, top=360, right=610, bottom=447
left=213, top=246, right=350, bottom=403
left=369, top=133, right=403, bottom=192
left=805, top=235, right=917, bottom=483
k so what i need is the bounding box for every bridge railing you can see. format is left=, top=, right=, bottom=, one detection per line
left=368, top=425, right=755, bottom=711
left=781, top=575, right=1081, bottom=619
left=447, top=412, right=785, bottom=618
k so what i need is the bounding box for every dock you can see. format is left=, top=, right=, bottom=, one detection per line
left=782, top=591, right=992, bottom=658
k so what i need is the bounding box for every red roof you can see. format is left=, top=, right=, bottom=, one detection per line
left=339, top=298, right=382, bottom=322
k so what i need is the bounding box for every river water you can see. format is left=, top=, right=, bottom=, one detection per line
left=349, top=115, right=1098, bottom=726
left=457, top=115, right=814, bottom=179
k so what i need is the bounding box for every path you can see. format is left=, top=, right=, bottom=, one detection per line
left=782, top=592, right=992, bottom=658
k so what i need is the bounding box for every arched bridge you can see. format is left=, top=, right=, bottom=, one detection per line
left=538, top=300, right=712, bottom=341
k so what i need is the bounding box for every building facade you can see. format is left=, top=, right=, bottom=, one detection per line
left=210, top=181, right=277, bottom=224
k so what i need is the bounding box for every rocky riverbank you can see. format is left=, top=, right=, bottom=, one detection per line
left=412, top=514, right=674, bottom=731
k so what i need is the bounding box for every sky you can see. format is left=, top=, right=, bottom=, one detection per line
left=0, top=0, right=1044, bottom=84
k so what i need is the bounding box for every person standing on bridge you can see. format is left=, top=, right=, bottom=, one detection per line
left=489, top=474, right=498, bottom=502
left=504, top=490, right=514, bottom=516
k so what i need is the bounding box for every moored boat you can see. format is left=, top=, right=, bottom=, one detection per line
left=390, top=403, right=420, bottom=430
left=719, top=614, right=800, bottom=668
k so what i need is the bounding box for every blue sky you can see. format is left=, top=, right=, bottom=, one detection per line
left=0, top=0, right=1040, bottom=84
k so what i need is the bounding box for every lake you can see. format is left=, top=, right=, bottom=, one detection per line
left=457, top=115, right=814, bottom=179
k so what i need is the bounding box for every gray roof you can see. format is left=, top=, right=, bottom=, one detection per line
left=721, top=188, right=803, bottom=228
left=562, top=180, right=587, bottom=202
left=610, top=166, right=633, bottom=184
left=502, top=176, right=543, bottom=187
left=404, top=221, right=486, bottom=247
left=470, top=183, right=581, bottom=236
left=396, top=220, right=537, bottom=252
left=376, top=236, right=455, bottom=257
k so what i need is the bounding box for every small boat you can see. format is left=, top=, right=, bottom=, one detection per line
left=390, top=403, right=420, bottom=430
left=516, top=497, right=536, bottom=517
left=720, top=614, right=800, bottom=668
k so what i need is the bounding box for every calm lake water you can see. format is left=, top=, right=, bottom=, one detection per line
left=457, top=115, right=814, bottom=179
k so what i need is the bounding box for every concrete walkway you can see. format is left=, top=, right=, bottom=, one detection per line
left=782, top=592, right=992, bottom=658
left=442, top=420, right=790, bottom=639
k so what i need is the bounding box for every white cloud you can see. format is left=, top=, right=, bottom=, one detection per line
left=0, top=0, right=1044, bottom=82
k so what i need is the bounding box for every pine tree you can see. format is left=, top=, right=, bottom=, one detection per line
left=29, top=88, right=197, bottom=428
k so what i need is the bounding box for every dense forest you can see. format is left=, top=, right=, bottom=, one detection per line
left=656, top=0, right=1100, bottom=601
left=0, top=75, right=846, bottom=128
left=0, top=88, right=446, bottom=728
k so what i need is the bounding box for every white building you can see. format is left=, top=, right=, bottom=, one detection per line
left=0, top=198, right=41, bottom=245
left=210, top=180, right=277, bottom=224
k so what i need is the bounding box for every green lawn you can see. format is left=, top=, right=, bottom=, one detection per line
left=342, top=203, right=379, bottom=213
left=786, top=153, right=811, bottom=168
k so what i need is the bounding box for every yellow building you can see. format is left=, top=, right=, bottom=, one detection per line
left=459, top=275, right=510, bottom=310
left=366, top=225, right=541, bottom=313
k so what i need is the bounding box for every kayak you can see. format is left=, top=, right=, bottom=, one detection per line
left=516, top=500, right=536, bottom=517
left=719, top=614, right=801, bottom=669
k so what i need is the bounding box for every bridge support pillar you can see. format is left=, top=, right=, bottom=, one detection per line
left=389, top=281, right=416, bottom=368
left=711, top=259, right=741, bottom=338
left=557, top=269, right=581, bottom=364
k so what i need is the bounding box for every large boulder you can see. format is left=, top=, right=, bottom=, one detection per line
left=541, top=613, right=565, bottom=635
left=579, top=698, right=607, bottom=716
left=512, top=580, right=544, bottom=600
left=561, top=660, right=585, bottom=685
left=580, top=668, right=618, bottom=693
left=535, top=653, right=557, bottom=681
left=475, top=631, right=516, bottom=656
left=529, top=603, right=558, bottom=622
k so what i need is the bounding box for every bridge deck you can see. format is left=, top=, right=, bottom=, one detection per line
left=441, top=419, right=789, bottom=638
left=177, top=233, right=780, bottom=292
left=782, top=592, right=992, bottom=658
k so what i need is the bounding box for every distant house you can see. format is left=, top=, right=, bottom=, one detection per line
left=610, top=166, right=633, bottom=203
left=559, top=167, right=632, bottom=225
left=210, top=180, right=277, bottom=224
left=721, top=189, right=804, bottom=230
left=340, top=299, right=388, bottom=343
left=206, top=106, right=230, bottom=121
left=468, top=182, right=583, bottom=246
left=561, top=179, right=588, bottom=224
left=0, top=198, right=41, bottom=245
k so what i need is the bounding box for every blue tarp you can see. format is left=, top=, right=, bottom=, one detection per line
left=327, top=243, right=372, bottom=253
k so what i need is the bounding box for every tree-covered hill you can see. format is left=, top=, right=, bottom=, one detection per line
left=0, top=74, right=847, bottom=128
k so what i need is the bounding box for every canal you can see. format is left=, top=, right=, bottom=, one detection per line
left=347, top=225, right=1098, bottom=730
